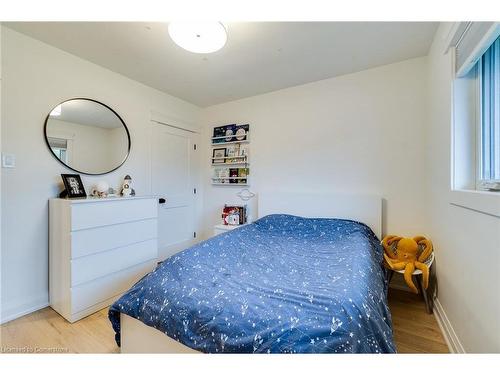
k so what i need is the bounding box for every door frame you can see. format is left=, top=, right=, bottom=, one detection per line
left=149, top=115, right=201, bottom=259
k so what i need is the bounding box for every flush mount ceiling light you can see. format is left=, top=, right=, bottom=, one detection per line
left=168, top=22, right=227, bottom=53
left=50, top=104, right=62, bottom=116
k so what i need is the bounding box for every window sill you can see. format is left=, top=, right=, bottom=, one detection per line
left=450, top=189, right=500, bottom=218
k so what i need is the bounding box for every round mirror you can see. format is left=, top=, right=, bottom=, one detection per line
left=44, top=98, right=130, bottom=175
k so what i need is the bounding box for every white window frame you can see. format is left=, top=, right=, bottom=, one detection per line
left=476, top=58, right=485, bottom=190
left=449, top=22, right=500, bottom=217
left=476, top=48, right=500, bottom=191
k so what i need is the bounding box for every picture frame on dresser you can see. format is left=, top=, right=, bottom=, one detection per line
left=60, top=174, right=87, bottom=198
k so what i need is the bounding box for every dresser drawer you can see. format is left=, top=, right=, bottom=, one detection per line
left=71, top=199, right=157, bottom=231
left=71, top=219, right=157, bottom=259
left=71, top=260, right=156, bottom=314
left=71, top=239, right=157, bottom=286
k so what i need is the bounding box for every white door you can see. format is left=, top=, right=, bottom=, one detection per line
left=151, top=122, right=199, bottom=260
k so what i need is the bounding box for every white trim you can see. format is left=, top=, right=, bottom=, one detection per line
left=433, top=298, right=466, bottom=354
left=476, top=58, right=483, bottom=190
left=443, top=22, right=471, bottom=54
left=121, top=313, right=199, bottom=353
left=150, top=110, right=199, bottom=133
left=450, top=189, right=500, bottom=218
left=450, top=46, right=457, bottom=191
left=456, top=23, right=500, bottom=77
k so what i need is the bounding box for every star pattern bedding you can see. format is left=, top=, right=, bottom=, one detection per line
left=109, top=214, right=395, bottom=353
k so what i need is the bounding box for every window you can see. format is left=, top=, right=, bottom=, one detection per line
left=450, top=23, right=500, bottom=216
left=48, top=137, right=69, bottom=164
left=478, top=37, right=500, bottom=188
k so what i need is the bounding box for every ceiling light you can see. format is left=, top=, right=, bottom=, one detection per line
left=50, top=105, right=62, bottom=116
left=168, top=22, right=227, bottom=54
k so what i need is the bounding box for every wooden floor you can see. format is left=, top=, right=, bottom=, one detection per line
left=0, top=288, right=448, bottom=354
left=388, top=289, right=449, bottom=353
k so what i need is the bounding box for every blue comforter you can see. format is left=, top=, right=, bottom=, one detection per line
left=109, top=214, right=395, bottom=353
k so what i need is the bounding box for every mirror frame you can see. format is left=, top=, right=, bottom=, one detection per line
left=43, top=98, right=131, bottom=175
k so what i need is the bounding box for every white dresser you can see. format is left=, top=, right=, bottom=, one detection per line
left=49, top=196, right=158, bottom=323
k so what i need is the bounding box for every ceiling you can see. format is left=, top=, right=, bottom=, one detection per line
left=49, top=99, right=123, bottom=129
left=6, top=22, right=438, bottom=107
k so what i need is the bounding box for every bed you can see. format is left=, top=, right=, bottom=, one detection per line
left=109, top=192, right=395, bottom=353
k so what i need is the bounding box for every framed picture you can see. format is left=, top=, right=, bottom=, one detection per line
left=212, top=148, right=227, bottom=164
left=61, top=174, right=87, bottom=198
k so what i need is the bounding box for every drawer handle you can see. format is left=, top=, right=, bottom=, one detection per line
left=159, top=198, right=166, bottom=204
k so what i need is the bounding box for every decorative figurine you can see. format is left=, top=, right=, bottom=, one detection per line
left=107, top=187, right=118, bottom=197
left=120, top=175, right=135, bottom=197
left=91, top=181, right=109, bottom=198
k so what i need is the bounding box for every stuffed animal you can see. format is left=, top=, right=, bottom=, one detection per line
left=381, top=235, right=433, bottom=294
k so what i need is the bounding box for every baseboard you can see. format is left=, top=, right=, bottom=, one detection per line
left=433, top=298, right=465, bottom=353
left=0, top=297, right=49, bottom=324
left=389, top=285, right=465, bottom=353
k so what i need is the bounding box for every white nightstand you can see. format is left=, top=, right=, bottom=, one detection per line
left=213, top=224, right=241, bottom=236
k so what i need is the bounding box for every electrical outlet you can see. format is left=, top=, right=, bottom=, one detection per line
left=2, top=153, right=16, bottom=168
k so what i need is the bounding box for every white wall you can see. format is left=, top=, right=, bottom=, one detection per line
left=0, top=27, right=201, bottom=322
left=425, top=24, right=500, bottom=353
left=201, top=57, right=428, bottom=240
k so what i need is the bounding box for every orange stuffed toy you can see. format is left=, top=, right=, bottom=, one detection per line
left=381, top=235, right=433, bottom=294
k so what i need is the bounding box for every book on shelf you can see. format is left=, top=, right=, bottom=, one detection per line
left=239, top=144, right=249, bottom=157
left=212, top=167, right=249, bottom=184
left=238, top=168, right=248, bottom=184
left=234, top=124, right=249, bottom=141
left=226, top=144, right=240, bottom=162
left=212, top=124, right=237, bottom=143
left=222, top=204, right=247, bottom=225
left=213, top=167, right=229, bottom=184
left=212, top=124, right=249, bottom=144
left=229, top=168, right=239, bottom=184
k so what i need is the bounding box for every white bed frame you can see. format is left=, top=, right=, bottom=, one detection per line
left=258, top=191, right=382, bottom=238
left=120, top=192, right=382, bottom=353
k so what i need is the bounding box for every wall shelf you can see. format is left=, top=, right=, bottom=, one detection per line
left=211, top=139, right=250, bottom=146
left=213, top=162, right=250, bottom=166
left=212, top=183, right=250, bottom=187
left=211, top=125, right=250, bottom=186
left=212, top=155, right=247, bottom=159
left=212, top=155, right=249, bottom=167
left=212, top=177, right=248, bottom=180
